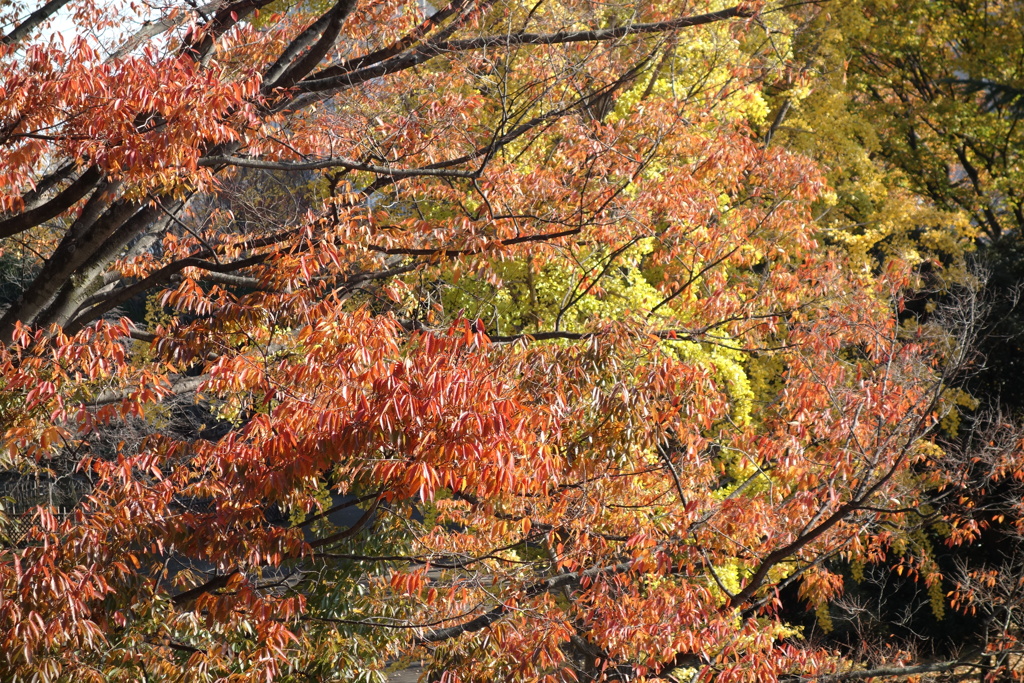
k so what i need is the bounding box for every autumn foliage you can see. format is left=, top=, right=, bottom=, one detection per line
left=0, top=0, right=1018, bottom=681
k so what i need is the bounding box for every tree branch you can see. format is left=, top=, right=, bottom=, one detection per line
left=180, top=0, right=278, bottom=63
left=262, top=1, right=341, bottom=87
left=307, top=495, right=381, bottom=548
left=416, top=559, right=636, bottom=643
left=0, top=166, right=102, bottom=239
left=65, top=253, right=270, bottom=334
left=792, top=659, right=984, bottom=682
left=108, top=1, right=225, bottom=60
left=199, top=155, right=479, bottom=178
left=764, top=98, right=792, bottom=146
left=90, top=374, right=207, bottom=407
left=2, top=0, right=73, bottom=44
left=170, top=569, right=239, bottom=606
left=297, top=6, right=754, bottom=94
left=366, top=227, right=580, bottom=257
left=322, top=0, right=475, bottom=77
left=0, top=185, right=138, bottom=339
left=727, top=379, right=948, bottom=611
left=263, top=0, right=358, bottom=91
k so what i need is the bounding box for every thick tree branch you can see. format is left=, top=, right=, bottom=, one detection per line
left=15, top=162, right=77, bottom=212
left=307, top=495, right=380, bottom=548
left=294, top=491, right=384, bottom=529
left=323, top=0, right=475, bottom=76
left=764, top=98, right=792, bottom=146
left=0, top=166, right=102, bottom=239
left=181, top=0, right=278, bottom=63
left=170, top=569, right=239, bottom=606
left=108, top=1, right=225, bottom=60
left=0, top=186, right=138, bottom=339
left=90, top=374, right=207, bottom=406
left=263, top=0, right=358, bottom=91
left=2, top=0, right=72, bottom=44
left=262, top=2, right=340, bottom=87
left=302, top=605, right=489, bottom=630
left=792, top=658, right=984, bottom=682
left=66, top=252, right=419, bottom=334
left=38, top=202, right=175, bottom=330
left=315, top=536, right=536, bottom=569
left=64, top=253, right=270, bottom=334
left=199, top=155, right=479, bottom=178
left=297, top=6, right=754, bottom=94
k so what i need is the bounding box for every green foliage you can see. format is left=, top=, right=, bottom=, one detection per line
left=437, top=240, right=663, bottom=334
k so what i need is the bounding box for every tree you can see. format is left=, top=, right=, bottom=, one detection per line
left=754, top=0, right=1024, bottom=674
left=764, top=0, right=1024, bottom=266
left=846, top=0, right=1024, bottom=243
left=0, top=0, right=1009, bottom=681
